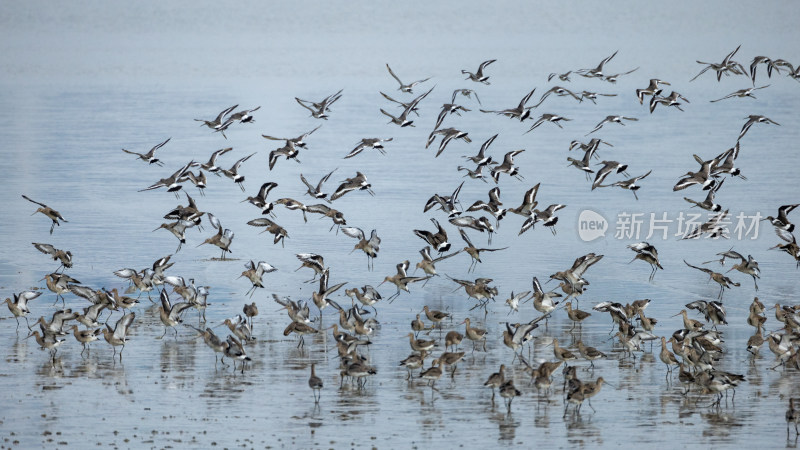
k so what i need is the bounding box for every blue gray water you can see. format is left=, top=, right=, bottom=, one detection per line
left=1, top=1, right=799, bottom=448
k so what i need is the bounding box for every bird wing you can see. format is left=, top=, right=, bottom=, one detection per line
left=114, top=312, right=135, bottom=339
left=341, top=227, right=365, bottom=240
left=386, top=63, right=404, bottom=86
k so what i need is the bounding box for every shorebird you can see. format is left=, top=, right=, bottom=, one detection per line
left=341, top=227, right=380, bottom=270
left=435, top=102, right=471, bottom=130
left=452, top=88, right=481, bottom=105
left=591, top=160, right=628, bottom=190
left=579, top=90, right=617, bottom=104
left=414, top=218, right=451, bottom=252
left=381, top=90, right=423, bottom=116
left=711, top=144, right=746, bottom=180
left=587, top=115, right=638, bottom=135
left=239, top=260, right=277, bottom=297
left=273, top=294, right=312, bottom=325
left=283, top=321, right=319, bottom=349
left=649, top=91, right=689, bottom=113
left=549, top=253, right=603, bottom=298
left=414, top=246, right=461, bottom=279
left=764, top=204, right=799, bottom=233
left=519, top=203, right=567, bottom=235
left=599, top=170, right=651, bottom=200
left=197, top=213, right=234, bottom=259
left=681, top=209, right=730, bottom=239
left=635, top=79, right=670, bottom=104
left=345, top=138, right=393, bottom=159
left=525, top=114, right=571, bottom=134
left=684, top=178, right=724, bottom=211
left=425, top=181, right=465, bottom=218
left=106, top=287, right=140, bottom=314
left=533, top=86, right=581, bottom=108
left=420, top=359, right=444, bottom=395
left=309, top=363, right=323, bottom=403
left=407, top=332, right=436, bottom=353
left=530, top=276, right=561, bottom=324
left=331, top=172, right=374, bottom=200
left=223, top=335, right=251, bottom=373
left=461, top=134, right=498, bottom=168
left=381, top=86, right=435, bottom=125
left=268, top=142, right=302, bottom=170
left=459, top=229, right=508, bottom=272
left=711, top=85, right=770, bottom=102
left=576, top=341, right=606, bottom=369
left=577, top=50, right=619, bottom=78
left=484, top=364, right=505, bottom=402
left=379, top=261, right=428, bottom=301
left=242, top=181, right=278, bottom=216
left=422, top=305, right=450, bottom=329
left=22, top=195, right=68, bottom=234
left=103, top=312, right=135, bottom=361
left=427, top=127, right=471, bottom=158
left=503, top=320, right=540, bottom=360
left=380, top=106, right=416, bottom=127
left=691, top=45, right=747, bottom=82
left=508, top=183, right=540, bottom=217
left=565, top=302, right=591, bottom=331
left=275, top=197, right=310, bottom=222
left=504, top=290, right=530, bottom=314
left=262, top=125, right=321, bottom=148
left=32, top=243, right=73, bottom=272
left=4, top=291, right=41, bottom=329
left=480, top=88, right=536, bottom=121
left=220, top=152, right=255, bottom=191
left=153, top=220, right=188, bottom=252
left=199, top=147, right=233, bottom=175
left=548, top=70, right=572, bottom=82
left=236, top=301, right=257, bottom=330
left=306, top=203, right=347, bottom=233
left=311, top=269, right=346, bottom=316
left=410, top=314, right=426, bottom=337
left=603, top=67, right=640, bottom=83
left=674, top=154, right=719, bottom=191
left=567, top=147, right=595, bottom=181
left=771, top=228, right=800, bottom=267
left=440, top=349, right=465, bottom=377
left=121, top=137, right=169, bottom=166
left=295, top=253, right=326, bottom=283
left=194, top=104, right=237, bottom=129
left=462, top=318, right=487, bottom=353
left=180, top=170, right=207, bottom=196
left=739, top=114, right=780, bottom=141
left=138, top=160, right=196, bottom=198
left=157, top=289, right=192, bottom=339
left=43, top=272, right=79, bottom=306
left=490, top=149, right=525, bottom=183
left=386, top=63, right=431, bottom=93
left=227, top=105, right=260, bottom=123
left=500, top=380, right=521, bottom=413
left=627, top=242, right=663, bottom=282
left=400, top=353, right=426, bottom=380
left=686, top=300, right=727, bottom=329
left=659, top=337, right=680, bottom=377
left=684, top=260, right=740, bottom=298
left=448, top=276, right=498, bottom=307
left=462, top=59, right=496, bottom=84
left=295, top=89, right=343, bottom=119
left=223, top=315, right=255, bottom=345
left=750, top=56, right=778, bottom=83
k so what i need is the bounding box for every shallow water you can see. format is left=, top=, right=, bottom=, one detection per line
left=1, top=1, right=800, bottom=448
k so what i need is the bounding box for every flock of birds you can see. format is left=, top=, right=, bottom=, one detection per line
left=7, top=45, right=800, bottom=435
